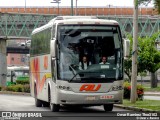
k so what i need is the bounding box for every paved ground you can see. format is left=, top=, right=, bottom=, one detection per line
left=0, top=94, right=130, bottom=112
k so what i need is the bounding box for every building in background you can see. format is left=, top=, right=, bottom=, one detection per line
left=7, top=39, right=29, bottom=66
left=7, top=53, right=29, bottom=66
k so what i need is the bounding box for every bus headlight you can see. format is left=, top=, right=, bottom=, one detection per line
left=57, top=85, right=72, bottom=91
left=111, top=85, right=123, bottom=91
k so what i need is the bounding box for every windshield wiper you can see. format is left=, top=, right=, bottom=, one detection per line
left=68, top=65, right=80, bottom=82
left=69, top=73, right=80, bottom=82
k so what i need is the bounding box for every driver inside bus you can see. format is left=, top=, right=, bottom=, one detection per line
left=79, top=56, right=91, bottom=70
left=99, top=56, right=110, bottom=64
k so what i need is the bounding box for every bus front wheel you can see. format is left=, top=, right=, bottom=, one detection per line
left=103, top=104, right=113, bottom=111
left=50, top=103, right=60, bottom=112
left=48, top=88, right=60, bottom=112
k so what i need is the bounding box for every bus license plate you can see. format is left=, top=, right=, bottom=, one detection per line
left=86, top=96, right=96, bottom=100
left=100, top=95, right=114, bottom=99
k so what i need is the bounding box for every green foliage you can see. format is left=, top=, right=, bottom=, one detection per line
left=124, top=34, right=133, bottom=81
left=139, top=71, right=147, bottom=77
left=144, top=86, right=160, bottom=91
left=6, top=84, right=23, bottom=92
left=124, top=32, right=160, bottom=81
left=123, top=81, right=144, bottom=100
left=138, top=0, right=151, bottom=5
left=5, top=84, right=30, bottom=93
left=22, top=84, right=30, bottom=93
left=123, top=99, right=160, bottom=111
left=6, top=82, right=16, bottom=86
left=139, top=0, right=160, bottom=14
left=123, top=81, right=131, bottom=99
left=1, top=86, right=7, bottom=91
left=16, top=80, right=29, bottom=85
left=153, top=0, right=160, bottom=14
left=124, top=58, right=132, bottom=81
left=138, top=33, right=160, bottom=73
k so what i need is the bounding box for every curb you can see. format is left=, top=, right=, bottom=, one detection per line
left=0, top=91, right=31, bottom=96
left=114, top=104, right=160, bottom=114
left=144, top=94, right=160, bottom=96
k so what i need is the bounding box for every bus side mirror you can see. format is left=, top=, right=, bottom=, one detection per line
left=51, top=39, right=56, bottom=58
left=123, top=39, right=130, bottom=59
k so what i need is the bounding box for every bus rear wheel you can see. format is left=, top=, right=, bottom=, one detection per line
left=35, top=97, right=42, bottom=107
left=34, top=86, right=42, bottom=107
left=103, top=104, right=113, bottom=111
left=42, top=101, right=49, bottom=107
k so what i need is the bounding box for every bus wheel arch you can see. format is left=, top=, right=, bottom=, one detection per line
left=48, top=84, right=60, bottom=112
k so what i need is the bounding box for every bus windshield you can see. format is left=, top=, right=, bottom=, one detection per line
left=57, top=25, right=123, bottom=82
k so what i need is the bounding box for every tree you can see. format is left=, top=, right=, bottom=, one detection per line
left=124, top=57, right=132, bottom=81
left=139, top=0, right=160, bottom=14
left=124, top=35, right=133, bottom=81
left=138, top=32, right=160, bottom=88
left=124, top=32, right=160, bottom=88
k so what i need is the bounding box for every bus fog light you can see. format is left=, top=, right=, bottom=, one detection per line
left=62, top=86, right=66, bottom=89
left=112, top=86, right=123, bottom=91
left=57, top=85, right=63, bottom=89
left=57, top=85, right=71, bottom=91
left=66, top=87, right=71, bottom=90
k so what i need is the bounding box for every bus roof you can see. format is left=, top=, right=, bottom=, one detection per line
left=55, top=18, right=119, bottom=25
left=32, top=16, right=119, bottom=34
left=49, top=16, right=97, bottom=22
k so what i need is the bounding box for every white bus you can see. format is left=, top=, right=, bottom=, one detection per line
left=30, top=16, right=129, bottom=112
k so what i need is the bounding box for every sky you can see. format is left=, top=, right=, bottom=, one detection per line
left=0, top=0, right=154, bottom=7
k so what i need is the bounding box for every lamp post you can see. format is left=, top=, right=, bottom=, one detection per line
left=71, top=0, right=74, bottom=16
left=75, top=0, right=78, bottom=15
left=25, top=0, right=26, bottom=13
left=106, top=4, right=112, bottom=16
left=51, top=0, right=61, bottom=15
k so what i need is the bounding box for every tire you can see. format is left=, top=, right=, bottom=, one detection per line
left=50, top=103, right=60, bottom=112
left=48, top=87, right=60, bottom=112
left=34, top=85, right=42, bottom=107
left=42, top=101, right=50, bottom=107
left=35, top=97, right=42, bottom=107
left=103, top=104, right=113, bottom=111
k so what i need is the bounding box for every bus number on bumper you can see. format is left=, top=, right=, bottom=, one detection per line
left=100, top=95, right=114, bottom=99
left=86, top=96, right=96, bottom=100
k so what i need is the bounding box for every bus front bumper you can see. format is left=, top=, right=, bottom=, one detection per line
left=55, top=90, right=123, bottom=105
